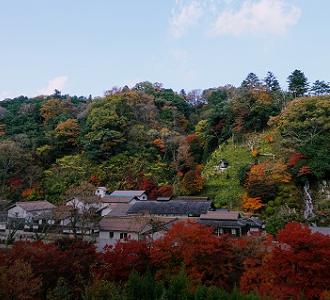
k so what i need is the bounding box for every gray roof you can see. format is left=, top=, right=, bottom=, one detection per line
left=110, top=190, right=146, bottom=197
left=16, top=201, right=55, bottom=211
left=198, top=219, right=247, bottom=228
left=102, top=196, right=136, bottom=204
left=200, top=211, right=240, bottom=220
left=107, top=203, right=133, bottom=216
left=176, top=196, right=209, bottom=201
left=127, top=201, right=211, bottom=215
left=99, top=216, right=151, bottom=232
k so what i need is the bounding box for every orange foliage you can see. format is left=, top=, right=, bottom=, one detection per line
left=241, top=192, right=265, bottom=213
left=178, top=113, right=188, bottom=130
left=179, top=170, right=205, bottom=195
left=55, top=119, right=80, bottom=145
left=196, top=164, right=204, bottom=171
left=0, top=124, right=6, bottom=136
left=251, top=149, right=259, bottom=157
left=248, top=161, right=291, bottom=184
left=266, top=135, right=274, bottom=143
left=89, top=175, right=100, bottom=185
left=153, top=138, right=166, bottom=152
left=244, top=161, right=291, bottom=201
left=22, top=188, right=34, bottom=198
left=40, top=98, right=67, bottom=121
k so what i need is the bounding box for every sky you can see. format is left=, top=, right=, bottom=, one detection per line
left=0, top=0, right=329, bottom=100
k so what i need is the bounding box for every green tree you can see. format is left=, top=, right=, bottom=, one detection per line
left=287, top=69, right=309, bottom=97
left=269, top=96, right=330, bottom=148
left=83, top=94, right=132, bottom=161
left=165, top=266, right=193, bottom=300
left=311, top=80, right=330, bottom=95
left=263, top=71, right=281, bottom=93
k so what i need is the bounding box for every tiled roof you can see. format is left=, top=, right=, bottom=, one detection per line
left=99, top=216, right=151, bottom=232
left=199, top=211, right=240, bottom=221
left=102, top=196, right=135, bottom=204
left=176, top=196, right=209, bottom=201
left=127, top=201, right=211, bottom=215
left=16, top=201, right=55, bottom=211
left=110, top=190, right=146, bottom=197
left=75, top=196, right=103, bottom=203
left=198, top=219, right=247, bottom=228
left=106, top=203, right=133, bottom=216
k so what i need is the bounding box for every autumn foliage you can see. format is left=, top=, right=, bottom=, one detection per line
left=240, top=222, right=330, bottom=300
left=150, top=221, right=236, bottom=289
left=244, top=160, right=292, bottom=202
left=241, top=192, right=265, bottom=213
left=179, top=170, right=205, bottom=195
left=1, top=222, right=330, bottom=299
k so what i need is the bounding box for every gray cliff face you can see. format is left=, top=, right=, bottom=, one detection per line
left=308, top=180, right=330, bottom=226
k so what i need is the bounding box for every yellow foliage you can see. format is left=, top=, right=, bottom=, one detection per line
left=241, top=192, right=265, bottom=213
left=251, top=149, right=259, bottom=157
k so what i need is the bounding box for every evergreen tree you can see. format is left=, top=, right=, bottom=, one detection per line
left=287, top=69, right=309, bottom=97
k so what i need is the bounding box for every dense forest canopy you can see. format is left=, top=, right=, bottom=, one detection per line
left=1, top=70, right=330, bottom=227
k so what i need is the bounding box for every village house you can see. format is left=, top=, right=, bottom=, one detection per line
left=95, top=187, right=148, bottom=201
left=100, top=195, right=140, bottom=216
left=98, top=214, right=181, bottom=251
left=7, top=201, right=56, bottom=231
left=197, top=210, right=263, bottom=237
left=65, top=195, right=105, bottom=213
left=98, top=216, right=153, bottom=250
left=94, top=187, right=148, bottom=215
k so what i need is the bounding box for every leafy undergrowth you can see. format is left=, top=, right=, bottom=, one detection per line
left=202, top=130, right=284, bottom=210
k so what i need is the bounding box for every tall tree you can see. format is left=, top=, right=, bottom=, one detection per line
left=287, top=69, right=309, bottom=97
left=263, top=71, right=281, bottom=93
left=311, top=80, right=330, bottom=95
left=241, top=73, right=262, bottom=90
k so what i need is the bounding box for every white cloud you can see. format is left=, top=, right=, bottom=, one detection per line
left=212, top=0, right=301, bottom=36
left=169, top=0, right=204, bottom=38
left=169, top=0, right=301, bottom=38
left=36, top=76, right=68, bottom=96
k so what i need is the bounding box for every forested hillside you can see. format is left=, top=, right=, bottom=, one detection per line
left=1, top=70, right=330, bottom=229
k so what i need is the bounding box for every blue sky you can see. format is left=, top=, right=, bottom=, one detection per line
left=0, top=0, right=328, bottom=99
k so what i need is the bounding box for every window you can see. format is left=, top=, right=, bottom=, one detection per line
left=109, top=232, right=114, bottom=239
left=120, top=232, right=128, bottom=239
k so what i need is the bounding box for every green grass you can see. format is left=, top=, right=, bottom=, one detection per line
left=201, top=130, right=282, bottom=209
